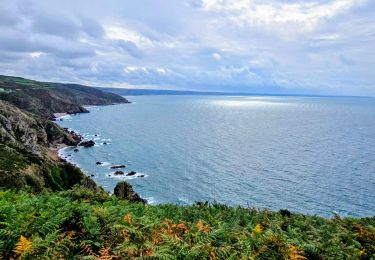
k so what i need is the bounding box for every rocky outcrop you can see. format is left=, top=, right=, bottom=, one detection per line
left=110, top=165, right=126, bottom=169
left=114, top=181, right=147, bottom=203
left=79, top=140, right=95, bottom=147
left=127, top=171, right=137, bottom=176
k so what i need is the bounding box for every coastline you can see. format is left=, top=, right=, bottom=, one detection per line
left=48, top=143, right=69, bottom=162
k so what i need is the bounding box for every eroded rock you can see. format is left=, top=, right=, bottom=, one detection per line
left=113, top=181, right=147, bottom=203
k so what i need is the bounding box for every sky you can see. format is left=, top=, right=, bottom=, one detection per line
left=0, top=0, right=374, bottom=96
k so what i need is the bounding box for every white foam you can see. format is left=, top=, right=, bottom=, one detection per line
left=145, top=197, right=157, bottom=204
left=99, top=162, right=110, bottom=166
left=108, top=172, right=148, bottom=180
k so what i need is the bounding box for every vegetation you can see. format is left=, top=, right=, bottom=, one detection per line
left=0, top=75, right=128, bottom=119
left=0, top=187, right=374, bottom=259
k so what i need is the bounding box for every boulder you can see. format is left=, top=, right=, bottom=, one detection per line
left=126, top=171, right=137, bottom=176
left=137, top=175, right=145, bottom=178
left=96, top=161, right=103, bottom=165
left=79, top=140, right=95, bottom=148
left=114, top=171, right=125, bottom=175
left=73, top=148, right=79, bottom=152
left=114, top=181, right=147, bottom=203
left=110, top=165, right=126, bottom=169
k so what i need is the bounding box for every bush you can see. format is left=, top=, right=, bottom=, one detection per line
left=0, top=188, right=374, bottom=259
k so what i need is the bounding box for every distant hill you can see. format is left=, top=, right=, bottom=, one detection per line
left=96, top=88, right=235, bottom=96
left=0, top=75, right=129, bottom=119
left=98, top=87, right=372, bottom=98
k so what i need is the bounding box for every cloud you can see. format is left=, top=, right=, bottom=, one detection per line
left=0, top=0, right=374, bottom=96
left=199, top=0, right=367, bottom=33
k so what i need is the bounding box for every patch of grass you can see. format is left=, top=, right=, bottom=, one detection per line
left=0, top=187, right=373, bottom=259
left=0, top=144, right=29, bottom=172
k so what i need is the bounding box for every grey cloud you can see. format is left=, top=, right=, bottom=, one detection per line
left=80, top=16, right=104, bottom=38
left=114, top=40, right=143, bottom=58
left=31, top=12, right=81, bottom=40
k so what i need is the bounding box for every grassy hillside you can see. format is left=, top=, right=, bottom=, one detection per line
left=0, top=75, right=129, bottom=119
left=0, top=187, right=374, bottom=259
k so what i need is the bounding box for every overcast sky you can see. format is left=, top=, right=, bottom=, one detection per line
left=0, top=0, right=374, bottom=95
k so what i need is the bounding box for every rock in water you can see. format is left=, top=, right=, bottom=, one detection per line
left=74, top=148, right=79, bottom=152
left=126, top=171, right=136, bottom=176
left=110, top=165, right=126, bottom=169
left=114, top=171, right=125, bottom=175
left=114, top=181, right=147, bottom=203
left=96, top=161, right=103, bottom=165
left=79, top=140, right=95, bottom=148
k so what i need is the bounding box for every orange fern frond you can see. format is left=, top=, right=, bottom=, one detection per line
left=13, top=235, right=32, bottom=255
left=123, top=214, right=132, bottom=225
left=288, top=245, right=307, bottom=260
left=197, top=219, right=210, bottom=233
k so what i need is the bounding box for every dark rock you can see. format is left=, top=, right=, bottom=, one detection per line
left=96, top=161, right=103, bottom=165
left=126, top=171, right=136, bottom=176
left=114, top=171, right=125, bottom=175
left=79, top=140, right=95, bottom=148
left=114, top=181, right=147, bottom=203
left=91, top=174, right=95, bottom=177
left=74, top=148, right=79, bottom=152
left=110, top=165, right=126, bottom=169
left=103, top=142, right=107, bottom=145
left=137, top=175, right=145, bottom=178
left=279, top=209, right=291, bottom=217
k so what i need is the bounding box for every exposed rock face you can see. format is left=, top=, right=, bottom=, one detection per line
left=114, top=181, right=147, bottom=203
left=0, top=101, right=80, bottom=155
left=0, top=100, right=98, bottom=192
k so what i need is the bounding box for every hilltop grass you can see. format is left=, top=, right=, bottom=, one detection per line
left=0, top=187, right=374, bottom=259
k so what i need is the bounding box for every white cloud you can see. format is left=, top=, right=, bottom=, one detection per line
left=29, top=52, right=44, bottom=58
left=201, top=0, right=367, bottom=34
left=212, top=52, right=221, bottom=61
left=105, top=25, right=154, bottom=48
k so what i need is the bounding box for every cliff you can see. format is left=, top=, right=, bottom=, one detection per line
left=0, top=75, right=129, bottom=192
left=0, top=100, right=100, bottom=192
left=0, top=75, right=129, bottom=119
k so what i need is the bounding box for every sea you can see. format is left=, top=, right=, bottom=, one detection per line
left=57, top=95, right=375, bottom=217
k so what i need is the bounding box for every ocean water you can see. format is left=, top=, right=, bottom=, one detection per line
left=58, top=95, right=375, bottom=217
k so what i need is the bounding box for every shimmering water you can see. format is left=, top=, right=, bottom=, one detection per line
left=58, top=95, right=375, bottom=217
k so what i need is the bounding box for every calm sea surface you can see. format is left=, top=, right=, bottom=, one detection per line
left=58, top=95, right=375, bottom=217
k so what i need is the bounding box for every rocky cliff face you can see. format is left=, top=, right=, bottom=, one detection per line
left=0, top=101, right=79, bottom=155
left=0, top=100, right=101, bottom=192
